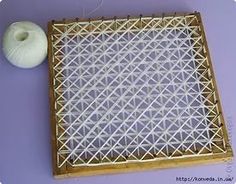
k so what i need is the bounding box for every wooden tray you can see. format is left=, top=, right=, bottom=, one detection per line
left=47, top=12, right=233, bottom=178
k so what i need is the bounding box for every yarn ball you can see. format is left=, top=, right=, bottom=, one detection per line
left=2, top=21, right=47, bottom=68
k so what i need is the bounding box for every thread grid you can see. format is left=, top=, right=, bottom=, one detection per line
left=50, top=14, right=226, bottom=168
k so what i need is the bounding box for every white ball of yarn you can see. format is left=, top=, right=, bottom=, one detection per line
left=2, top=21, right=47, bottom=68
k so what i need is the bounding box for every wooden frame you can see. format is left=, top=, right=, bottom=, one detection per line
left=47, top=12, right=233, bottom=178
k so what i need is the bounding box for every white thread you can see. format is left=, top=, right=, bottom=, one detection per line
left=82, top=0, right=103, bottom=17
left=50, top=15, right=226, bottom=167
left=66, top=31, right=204, bottom=164
left=2, top=21, right=47, bottom=68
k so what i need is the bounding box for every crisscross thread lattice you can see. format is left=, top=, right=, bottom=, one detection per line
left=48, top=12, right=232, bottom=177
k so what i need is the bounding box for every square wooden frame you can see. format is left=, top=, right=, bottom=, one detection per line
left=48, top=12, right=233, bottom=178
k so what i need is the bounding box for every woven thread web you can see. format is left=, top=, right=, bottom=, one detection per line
left=50, top=14, right=226, bottom=168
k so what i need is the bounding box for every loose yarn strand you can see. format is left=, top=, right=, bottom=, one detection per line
left=82, top=0, right=103, bottom=17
